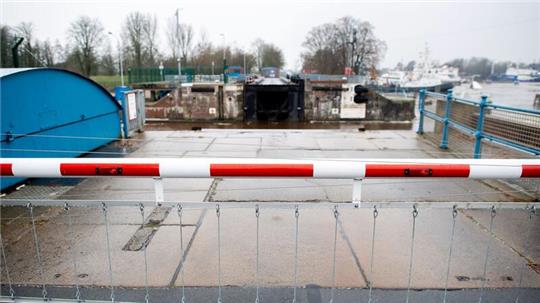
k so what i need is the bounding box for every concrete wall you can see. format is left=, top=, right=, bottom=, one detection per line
left=366, top=93, right=415, bottom=121
left=185, top=85, right=220, bottom=120
left=222, top=84, right=244, bottom=120
left=305, top=81, right=415, bottom=121
left=304, top=81, right=342, bottom=121
left=146, top=83, right=242, bottom=121
left=145, top=81, right=414, bottom=122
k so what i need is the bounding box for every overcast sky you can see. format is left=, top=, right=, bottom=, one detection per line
left=2, top=0, right=539, bottom=70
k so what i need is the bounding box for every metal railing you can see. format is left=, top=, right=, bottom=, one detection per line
left=1, top=158, right=540, bottom=302
left=1, top=200, right=538, bottom=303
left=417, top=89, right=540, bottom=158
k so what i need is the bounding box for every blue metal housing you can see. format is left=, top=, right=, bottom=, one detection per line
left=1, top=68, right=121, bottom=190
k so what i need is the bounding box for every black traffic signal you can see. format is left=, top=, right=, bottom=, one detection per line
left=354, top=85, right=370, bottom=104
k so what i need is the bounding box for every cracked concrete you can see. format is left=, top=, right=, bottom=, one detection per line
left=1, top=128, right=538, bottom=296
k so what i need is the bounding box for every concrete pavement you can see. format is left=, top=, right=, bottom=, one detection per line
left=1, top=128, right=539, bottom=301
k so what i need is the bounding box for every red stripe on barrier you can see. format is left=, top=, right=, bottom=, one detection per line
left=521, top=165, right=540, bottom=178
left=210, top=164, right=314, bottom=177
left=0, top=163, right=13, bottom=176
left=365, top=164, right=470, bottom=177
left=60, top=163, right=160, bottom=176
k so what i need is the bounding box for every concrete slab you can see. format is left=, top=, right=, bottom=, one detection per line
left=58, top=177, right=212, bottom=202
left=212, top=178, right=524, bottom=203
left=315, top=137, right=380, bottom=150
left=177, top=207, right=540, bottom=288
left=206, top=137, right=262, bottom=152
left=184, top=151, right=258, bottom=158
left=1, top=209, right=195, bottom=287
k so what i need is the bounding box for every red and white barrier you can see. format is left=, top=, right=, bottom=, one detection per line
left=1, top=158, right=539, bottom=179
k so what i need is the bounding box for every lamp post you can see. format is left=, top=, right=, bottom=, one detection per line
left=212, top=61, right=215, bottom=75
left=159, top=62, right=164, bottom=81
left=175, top=9, right=183, bottom=83
left=108, top=31, right=125, bottom=86
left=220, top=33, right=227, bottom=83
left=243, top=48, right=247, bottom=75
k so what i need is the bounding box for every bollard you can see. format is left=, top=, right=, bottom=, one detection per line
left=440, top=89, right=453, bottom=149
left=473, top=95, right=488, bottom=159
left=417, top=89, right=426, bottom=134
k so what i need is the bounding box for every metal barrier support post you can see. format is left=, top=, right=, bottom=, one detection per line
left=440, top=89, right=453, bottom=149
left=154, top=177, right=164, bottom=205
left=352, top=178, right=363, bottom=208
left=417, top=89, right=426, bottom=134
left=473, top=95, right=488, bottom=159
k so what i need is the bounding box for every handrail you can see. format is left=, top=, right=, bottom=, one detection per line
left=419, top=89, right=540, bottom=157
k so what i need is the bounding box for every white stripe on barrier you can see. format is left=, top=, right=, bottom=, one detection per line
left=11, top=159, right=62, bottom=177
left=313, top=161, right=365, bottom=178
left=469, top=165, right=522, bottom=179
left=159, top=158, right=211, bottom=178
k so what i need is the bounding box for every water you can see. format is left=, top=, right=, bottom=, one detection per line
left=452, top=82, right=540, bottom=110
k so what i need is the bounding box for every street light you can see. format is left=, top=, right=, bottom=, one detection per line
left=220, top=33, right=226, bottom=83
left=220, top=33, right=226, bottom=60
left=108, top=31, right=125, bottom=86
left=159, top=62, right=164, bottom=81
left=175, top=8, right=183, bottom=83
left=243, top=46, right=247, bottom=75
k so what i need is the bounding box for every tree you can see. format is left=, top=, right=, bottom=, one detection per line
left=261, top=43, right=284, bottom=68
left=229, top=48, right=256, bottom=73
left=122, top=12, right=159, bottom=67
left=143, top=14, right=158, bottom=66
left=178, top=23, right=194, bottom=62
left=122, top=12, right=146, bottom=67
left=252, top=39, right=285, bottom=69
left=446, top=58, right=465, bottom=71
left=190, top=30, right=214, bottom=73
left=0, top=25, right=14, bottom=67
left=40, top=40, right=55, bottom=66
left=466, top=57, right=492, bottom=79
left=15, top=22, right=36, bottom=66
left=301, top=16, right=386, bottom=75
left=165, top=17, right=180, bottom=60
left=404, top=60, right=416, bottom=71
left=99, top=42, right=116, bottom=75
left=493, top=61, right=510, bottom=75
left=67, top=16, right=104, bottom=76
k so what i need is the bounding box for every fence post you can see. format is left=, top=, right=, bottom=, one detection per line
left=352, top=178, right=363, bottom=208
left=154, top=177, right=164, bottom=205
left=417, top=89, right=426, bottom=134
left=440, top=89, right=453, bottom=149
left=473, top=95, right=488, bottom=159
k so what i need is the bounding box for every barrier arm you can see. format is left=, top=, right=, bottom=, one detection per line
left=2, top=158, right=539, bottom=207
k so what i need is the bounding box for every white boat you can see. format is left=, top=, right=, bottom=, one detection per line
left=376, top=45, right=460, bottom=91
left=504, top=67, right=540, bottom=82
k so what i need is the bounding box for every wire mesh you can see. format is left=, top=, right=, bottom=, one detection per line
left=421, top=96, right=540, bottom=198
left=1, top=201, right=539, bottom=303
left=483, top=107, right=540, bottom=150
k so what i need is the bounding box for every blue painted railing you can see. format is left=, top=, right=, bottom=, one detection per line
left=417, top=89, right=540, bottom=158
